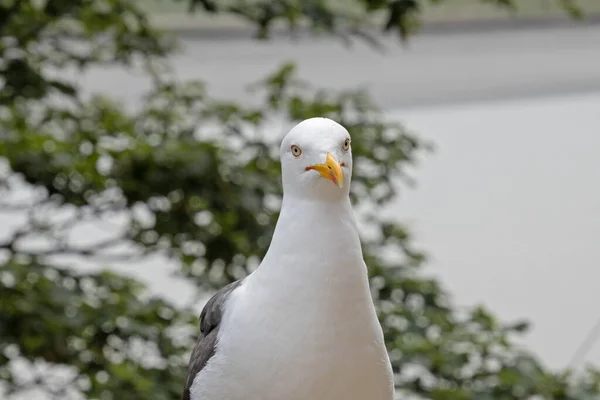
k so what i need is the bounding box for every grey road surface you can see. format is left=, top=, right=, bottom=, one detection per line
left=390, top=92, right=600, bottom=371
left=83, top=25, right=600, bottom=109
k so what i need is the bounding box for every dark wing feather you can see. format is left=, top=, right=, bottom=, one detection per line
left=181, top=279, right=245, bottom=400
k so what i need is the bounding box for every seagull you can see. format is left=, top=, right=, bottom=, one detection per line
left=181, top=117, right=394, bottom=400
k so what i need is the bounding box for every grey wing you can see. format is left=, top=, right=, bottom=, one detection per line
left=181, top=279, right=245, bottom=400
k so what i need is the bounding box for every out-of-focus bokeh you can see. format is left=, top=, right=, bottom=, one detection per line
left=1, top=1, right=599, bottom=399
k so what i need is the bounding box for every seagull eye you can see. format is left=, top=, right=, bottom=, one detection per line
left=342, top=138, right=351, bottom=152
left=291, top=145, right=302, bottom=157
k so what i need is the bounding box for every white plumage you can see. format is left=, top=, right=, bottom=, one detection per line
left=185, top=117, right=394, bottom=400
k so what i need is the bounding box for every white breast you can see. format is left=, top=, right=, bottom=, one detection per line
left=190, top=259, right=394, bottom=400
left=190, top=199, right=394, bottom=400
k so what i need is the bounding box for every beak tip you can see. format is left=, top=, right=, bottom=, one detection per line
left=308, top=153, right=345, bottom=189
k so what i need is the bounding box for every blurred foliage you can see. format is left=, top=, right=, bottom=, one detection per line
left=184, top=0, right=585, bottom=39
left=0, top=0, right=598, bottom=399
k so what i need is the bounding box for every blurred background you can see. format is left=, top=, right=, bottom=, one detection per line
left=1, top=0, right=600, bottom=399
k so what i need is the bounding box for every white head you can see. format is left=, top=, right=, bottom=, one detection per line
left=280, top=117, right=353, bottom=202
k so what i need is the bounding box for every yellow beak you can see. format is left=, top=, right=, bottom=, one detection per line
left=305, top=153, right=344, bottom=188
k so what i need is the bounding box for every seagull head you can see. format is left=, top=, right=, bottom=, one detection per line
left=280, top=117, right=353, bottom=201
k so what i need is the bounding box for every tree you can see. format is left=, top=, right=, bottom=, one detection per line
left=0, top=0, right=598, bottom=399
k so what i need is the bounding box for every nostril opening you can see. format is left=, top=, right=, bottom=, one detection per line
left=340, top=162, right=345, bottom=167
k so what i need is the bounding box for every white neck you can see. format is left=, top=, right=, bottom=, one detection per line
left=257, top=194, right=365, bottom=281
